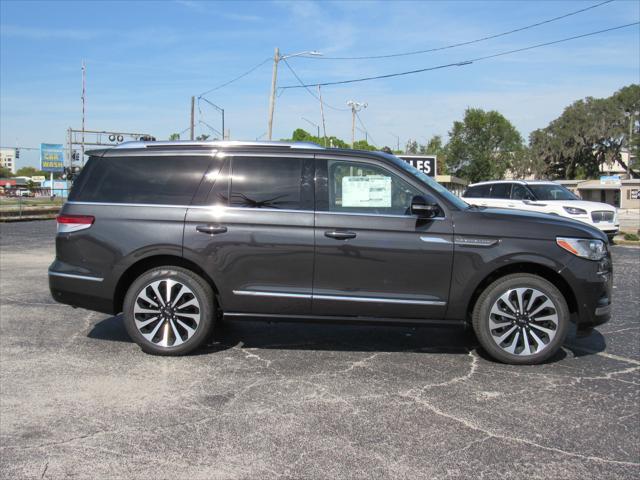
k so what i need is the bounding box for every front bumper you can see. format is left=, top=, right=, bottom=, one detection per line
left=563, top=254, right=612, bottom=330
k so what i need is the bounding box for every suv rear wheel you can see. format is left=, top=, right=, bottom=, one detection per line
left=123, top=266, right=215, bottom=355
left=472, top=273, right=569, bottom=365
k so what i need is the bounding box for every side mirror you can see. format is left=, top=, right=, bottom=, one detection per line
left=411, top=195, right=440, bottom=218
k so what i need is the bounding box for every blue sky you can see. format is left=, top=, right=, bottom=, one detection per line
left=1, top=0, right=639, bottom=169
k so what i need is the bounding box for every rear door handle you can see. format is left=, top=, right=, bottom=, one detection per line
left=325, top=230, right=357, bottom=240
left=196, top=225, right=227, bottom=235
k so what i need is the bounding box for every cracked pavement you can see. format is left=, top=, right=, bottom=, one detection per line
left=1, top=220, right=639, bottom=479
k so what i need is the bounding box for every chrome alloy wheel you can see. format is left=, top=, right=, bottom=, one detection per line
left=488, top=287, right=559, bottom=356
left=133, top=279, right=201, bottom=348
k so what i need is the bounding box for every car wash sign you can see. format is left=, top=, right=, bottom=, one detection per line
left=398, top=155, right=437, bottom=177
left=40, top=143, right=65, bottom=172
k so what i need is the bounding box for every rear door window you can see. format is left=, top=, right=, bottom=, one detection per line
left=511, top=184, right=534, bottom=200
left=490, top=183, right=512, bottom=199
left=229, top=156, right=313, bottom=210
left=70, top=155, right=212, bottom=205
left=463, top=184, right=490, bottom=198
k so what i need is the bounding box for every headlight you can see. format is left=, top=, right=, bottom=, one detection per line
left=556, top=237, right=607, bottom=261
left=563, top=206, right=587, bottom=215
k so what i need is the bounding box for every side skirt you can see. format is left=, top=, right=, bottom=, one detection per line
left=223, top=312, right=465, bottom=328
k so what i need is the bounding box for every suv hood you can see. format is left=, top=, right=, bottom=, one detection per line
left=543, top=199, right=617, bottom=212
left=455, top=207, right=607, bottom=242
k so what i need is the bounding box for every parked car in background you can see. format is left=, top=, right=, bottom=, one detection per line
left=462, top=180, right=619, bottom=241
left=50, top=141, right=612, bottom=365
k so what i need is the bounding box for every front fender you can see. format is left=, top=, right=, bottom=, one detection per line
left=445, top=237, right=573, bottom=320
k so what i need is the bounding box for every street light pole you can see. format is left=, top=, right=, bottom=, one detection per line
left=267, top=48, right=323, bottom=140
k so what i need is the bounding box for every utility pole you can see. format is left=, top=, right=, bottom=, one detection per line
left=267, top=47, right=280, bottom=141
left=266, top=48, right=323, bottom=140
left=81, top=61, right=86, bottom=164
left=190, top=96, right=195, bottom=141
left=318, top=85, right=327, bottom=146
left=347, top=100, right=367, bottom=149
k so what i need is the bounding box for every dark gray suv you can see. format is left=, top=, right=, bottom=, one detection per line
left=49, top=140, right=612, bottom=364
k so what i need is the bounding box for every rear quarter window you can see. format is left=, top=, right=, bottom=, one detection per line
left=69, top=155, right=212, bottom=205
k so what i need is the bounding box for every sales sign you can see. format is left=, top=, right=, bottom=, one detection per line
left=398, top=155, right=437, bottom=177
left=40, top=143, right=65, bottom=172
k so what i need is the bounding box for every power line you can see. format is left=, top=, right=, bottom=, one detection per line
left=281, top=22, right=639, bottom=89
left=355, top=111, right=377, bottom=146
left=281, top=58, right=350, bottom=111
left=198, top=57, right=271, bottom=98
left=310, top=0, right=615, bottom=60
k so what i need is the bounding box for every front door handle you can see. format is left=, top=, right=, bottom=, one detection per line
left=325, top=230, right=357, bottom=240
left=196, top=225, right=227, bottom=235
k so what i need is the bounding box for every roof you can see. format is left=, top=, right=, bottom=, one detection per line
left=86, top=140, right=323, bottom=156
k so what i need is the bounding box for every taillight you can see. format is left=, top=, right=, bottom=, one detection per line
left=56, top=214, right=95, bottom=233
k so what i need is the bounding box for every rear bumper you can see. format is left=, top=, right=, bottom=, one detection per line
left=49, top=261, right=115, bottom=315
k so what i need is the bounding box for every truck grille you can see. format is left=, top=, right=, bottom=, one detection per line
left=591, top=211, right=614, bottom=223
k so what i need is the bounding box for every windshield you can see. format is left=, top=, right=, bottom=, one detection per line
left=528, top=184, right=578, bottom=201
left=381, top=152, right=469, bottom=209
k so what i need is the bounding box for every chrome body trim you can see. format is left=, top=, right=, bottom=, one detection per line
left=233, top=290, right=446, bottom=306
left=233, top=290, right=312, bottom=299
left=420, top=236, right=451, bottom=244
left=313, top=294, right=446, bottom=306
left=48, top=271, right=104, bottom=282
left=454, top=236, right=499, bottom=247
left=66, top=201, right=443, bottom=220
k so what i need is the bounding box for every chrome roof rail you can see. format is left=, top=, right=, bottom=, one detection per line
left=110, top=140, right=323, bottom=150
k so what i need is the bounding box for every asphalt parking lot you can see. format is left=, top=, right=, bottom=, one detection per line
left=1, top=220, right=638, bottom=479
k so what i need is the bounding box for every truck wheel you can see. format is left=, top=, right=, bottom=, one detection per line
left=472, top=274, right=569, bottom=365
left=123, top=266, right=215, bottom=355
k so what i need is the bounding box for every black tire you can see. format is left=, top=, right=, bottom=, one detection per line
left=472, top=273, right=569, bottom=365
left=123, top=266, right=215, bottom=356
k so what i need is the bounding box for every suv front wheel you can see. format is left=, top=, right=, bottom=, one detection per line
left=123, top=266, right=215, bottom=355
left=472, top=274, right=569, bottom=365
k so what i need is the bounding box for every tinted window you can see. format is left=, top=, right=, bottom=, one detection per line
left=490, top=183, right=512, bottom=199
left=230, top=157, right=311, bottom=210
left=70, top=155, right=211, bottom=205
left=511, top=184, right=533, bottom=200
left=464, top=184, right=490, bottom=198
left=528, top=184, right=578, bottom=201
left=206, top=159, right=230, bottom=205
left=326, top=160, right=421, bottom=215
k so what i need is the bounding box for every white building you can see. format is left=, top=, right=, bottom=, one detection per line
left=0, top=148, right=17, bottom=175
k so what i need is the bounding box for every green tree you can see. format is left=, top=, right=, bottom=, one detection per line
left=286, top=128, right=376, bottom=151
left=421, top=135, right=448, bottom=175
left=0, top=166, right=12, bottom=178
left=195, top=134, right=210, bottom=141
left=529, top=84, right=640, bottom=179
left=447, top=108, right=524, bottom=182
left=15, top=166, right=47, bottom=177
left=168, top=133, right=180, bottom=140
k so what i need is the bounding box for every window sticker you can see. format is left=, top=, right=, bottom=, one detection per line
left=342, top=175, right=392, bottom=207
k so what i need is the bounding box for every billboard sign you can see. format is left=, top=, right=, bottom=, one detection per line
left=600, top=175, right=621, bottom=186
left=398, top=155, right=437, bottom=177
left=40, top=143, right=65, bottom=172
